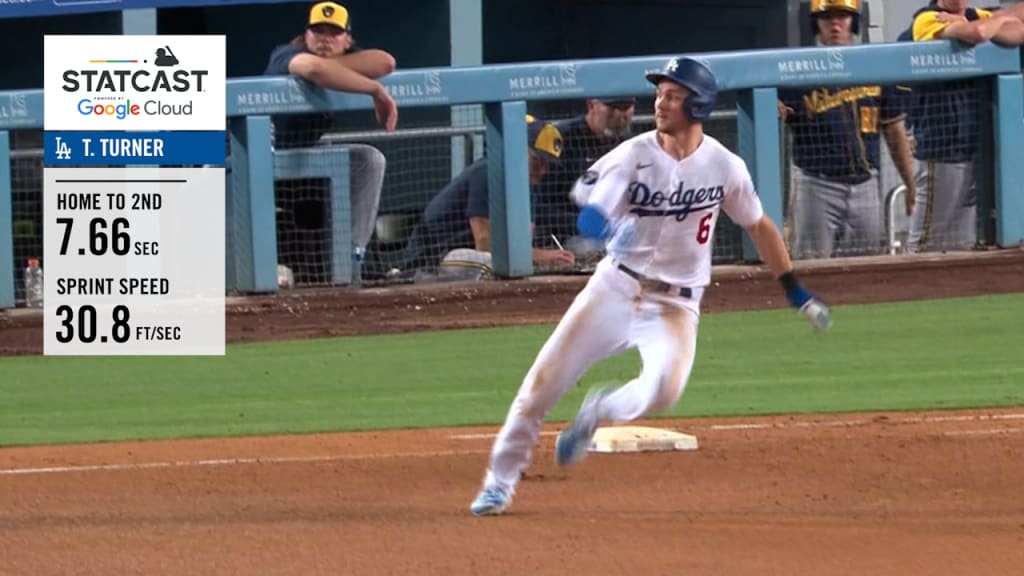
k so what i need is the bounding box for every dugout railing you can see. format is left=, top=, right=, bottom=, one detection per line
left=0, top=40, right=1021, bottom=305
left=317, top=109, right=746, bottom=280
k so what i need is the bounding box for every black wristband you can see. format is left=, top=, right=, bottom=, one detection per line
left=778, top=271, right=799, bottom=294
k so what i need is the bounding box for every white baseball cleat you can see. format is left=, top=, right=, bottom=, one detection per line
left=470, top=486, right=512, bottom=516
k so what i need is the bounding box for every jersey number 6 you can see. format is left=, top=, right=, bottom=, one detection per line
left=696, top=213, right=713, bottom=245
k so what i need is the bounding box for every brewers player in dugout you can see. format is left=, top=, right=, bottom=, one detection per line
left=778, top=0, right=917, bottom=260
left=901, top=1, right=1024, bottom=252
left=470, top=57, right=833, bottom=517
left=395, top=116, right=576, bottom=278
left=263, top=1, right=399, bottom=268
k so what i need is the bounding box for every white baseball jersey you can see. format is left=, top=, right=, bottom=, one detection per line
left=571, top=130, right=763, bottom=288
left=476, top=132, right=764, bottom=506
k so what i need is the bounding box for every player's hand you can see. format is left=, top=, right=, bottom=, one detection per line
left=533, top=248, right=576, bottom=268
left=904, top=186, right=916, bottom=216
left=777, top=100, right=794, bottom=121
left=373, top=84, right=398, bottom=132
left=798, top=297, right=832, bottom=333
left=781, top=274, right=832, bottom=332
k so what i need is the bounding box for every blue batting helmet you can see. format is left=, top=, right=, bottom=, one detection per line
left=645, top=57, right=718, bottom=120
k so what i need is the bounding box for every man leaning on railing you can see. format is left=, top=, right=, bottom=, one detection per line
left=898, top=0, right=1024, bottom=253
left=262, top=1, right=399, bottom=265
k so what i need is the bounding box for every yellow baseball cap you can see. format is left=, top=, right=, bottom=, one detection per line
left=810, top=0, right=859, bottom=15
left=526, top=115, right=563, bottom=163
left=309, top=1, right=349, bottom=31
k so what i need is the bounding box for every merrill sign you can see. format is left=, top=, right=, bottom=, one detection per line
left=386, top=71, right=447, bottom=105
left=235, top=78, right=312, bottom=114
left=509, top=64, right=583, bottom=98
left=777, top=49, right=850, bottom=82
left=910, top=49, right=980, bottom=75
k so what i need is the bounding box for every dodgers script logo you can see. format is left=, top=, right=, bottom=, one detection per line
left=44, top=35, right=225, bottom=131
left=628, top=180, right=724, bottom=221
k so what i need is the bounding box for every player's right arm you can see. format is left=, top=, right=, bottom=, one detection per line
left=776, top=88, right=803, bottom=123
left=571, top=144, right=635, bottom=241
left=466, top=167, right=574, bottom=266
left=880, top=86, right=917, bottom=216
left=272, top=45, right=398, bottom=131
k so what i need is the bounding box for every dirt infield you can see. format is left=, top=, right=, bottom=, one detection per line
left=2, top=250, right=1024, bottom=575
left=2, top=409, right=1023, bottom=575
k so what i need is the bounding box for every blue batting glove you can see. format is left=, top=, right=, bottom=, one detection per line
left=779, top=272, right=832, bottom=332
left=785, top=283, right=812, bottom=309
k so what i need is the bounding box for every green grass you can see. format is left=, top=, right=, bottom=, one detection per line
left=2, top=293, right=1022, bottom=447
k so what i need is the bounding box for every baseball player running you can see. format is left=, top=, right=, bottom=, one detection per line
left=901, top=0, right=1024, bottom=251
left=470, top=57, right=832, bottom=517
left=779, top=0, right=917, bottom=260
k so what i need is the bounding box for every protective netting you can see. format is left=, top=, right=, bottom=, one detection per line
left=272, top=97, right=749, bottom=286
left=10, top=131, right=45, bottom=306
left=780, top=78, right=988, bottom=259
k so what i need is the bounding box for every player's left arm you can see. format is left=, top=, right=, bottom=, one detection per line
left=880, top=87, right=918, bottom=216
left=920, top=9, right=1018, bottom=45
left=744, top=217, right=793, bottom=283
left=745, top=215, right=832, bottom=332
left=724, top=159, right=831, bottom=331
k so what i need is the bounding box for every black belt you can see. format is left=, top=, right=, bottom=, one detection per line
left=616, top=263, right=692, bottom=299
left=809, top=172, right=873, bottom=186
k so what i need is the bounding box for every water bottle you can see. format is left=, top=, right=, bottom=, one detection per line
left=277, top=264, right=294, bottom=289
left=24, top=258, right=43, bottom=308
left=351, top=247, right=364, bottom=287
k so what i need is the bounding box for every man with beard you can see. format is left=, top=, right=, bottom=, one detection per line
left=534, top=98, right=636, bottom=261
left=263, top=1, right=398, bottom=282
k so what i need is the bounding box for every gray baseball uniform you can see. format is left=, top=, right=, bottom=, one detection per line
left=779, top=84, right=907, bottom=259
left=791, top=167, right=882, bottom=259
left=907, top=160, right=976, bottom=252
